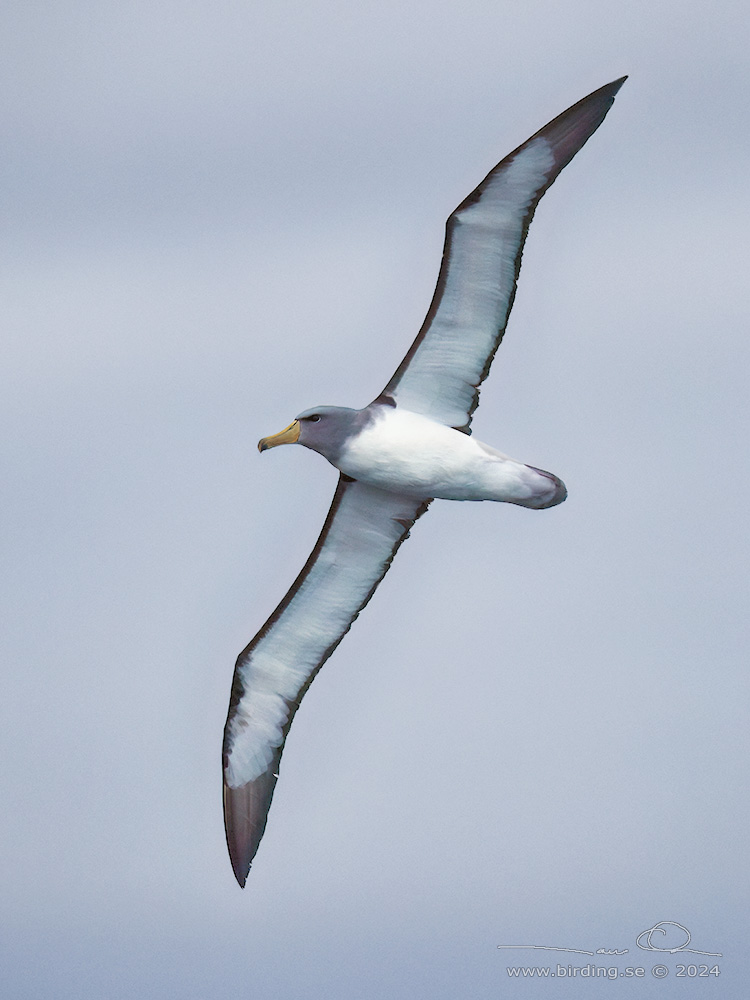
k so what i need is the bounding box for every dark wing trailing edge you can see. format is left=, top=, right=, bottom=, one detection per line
left=381, top=77, right=627, bottom=432
left=223, top=476, right=430, bottom=886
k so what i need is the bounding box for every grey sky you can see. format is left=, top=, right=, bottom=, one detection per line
left=2, top=1, right=748, bottom=997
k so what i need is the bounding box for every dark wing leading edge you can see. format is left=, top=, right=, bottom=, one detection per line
left=381, top=77, right=626, bottom=432
left=223, top=476, right=430, bottom=886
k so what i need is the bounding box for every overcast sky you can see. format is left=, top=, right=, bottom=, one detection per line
left=2, top=1, right=748, bottom=997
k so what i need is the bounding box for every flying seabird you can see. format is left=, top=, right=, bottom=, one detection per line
left=223, top=77, right=626, bottom=887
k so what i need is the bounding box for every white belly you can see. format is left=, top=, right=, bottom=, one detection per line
left=337, top=408, right=566, bottom=508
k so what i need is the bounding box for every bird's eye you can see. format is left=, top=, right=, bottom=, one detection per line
left=309, top=414, right=321, bottom=423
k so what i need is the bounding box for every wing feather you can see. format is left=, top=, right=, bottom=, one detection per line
left=223, top=475, right=430, bottom=886
left=381, top=77, right=626, bottom=431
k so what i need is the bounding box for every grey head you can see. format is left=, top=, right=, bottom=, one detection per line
left=258, top=404, right=377, bottom=465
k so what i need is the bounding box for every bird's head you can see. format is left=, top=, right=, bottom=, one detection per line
left=258, top=405, right=360, bottom=464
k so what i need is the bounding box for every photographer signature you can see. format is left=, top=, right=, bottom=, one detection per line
left=497, top=920, right=722, bottom=957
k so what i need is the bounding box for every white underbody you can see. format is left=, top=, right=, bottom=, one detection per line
left=337, top=407, right=565, bottom=509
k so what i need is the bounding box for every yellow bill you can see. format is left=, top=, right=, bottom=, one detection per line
left=258, top=420, right=301, bottom=452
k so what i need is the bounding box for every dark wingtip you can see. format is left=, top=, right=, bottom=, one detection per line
left=523, top=75, right=628, bottom=178
left=575, top=76, right=628, bottom=105
left=223, top=767, right=280, bottom=888
left=600, top=75, right=628, bottom=95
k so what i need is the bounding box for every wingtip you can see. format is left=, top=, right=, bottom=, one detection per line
left=223, top=764, right=282, bottom=889
left=520, top=73, right=628, bottom=178
left=226, top=814, right=250, bottom=887
left=577, top=75, right=628, bottom=107
left=606, top=75, right=628, bottom=95
left=569, top=76, right=628, bottom=111
left=224, top=780, right=261, bottom=888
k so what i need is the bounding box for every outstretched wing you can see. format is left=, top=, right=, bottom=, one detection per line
left=223, top=476, right=430, bottom=886
left=381, top=77, right=626, bottom=431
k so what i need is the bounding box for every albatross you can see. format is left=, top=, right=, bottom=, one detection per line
left=223, top=76, right=626, bottom=887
